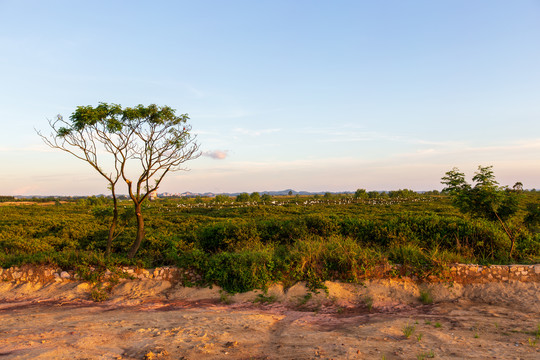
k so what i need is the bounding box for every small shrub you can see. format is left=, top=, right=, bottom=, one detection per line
left=419, top=289, right=433, bottom=304
left=288, top=235, right=384, bottom=289
left=402, top=322, right=416, bottom=338
left=91, top=285, right=110, bottom=302
left=203, top=250, right=277, bottom=293
left=417, top=350, right=435, bottom=359
left=364, top=295, right=374, bottom=311
left=253, top=293, right=277, bottom=304
left=219, top=290, right=232, bottom=304
left=299, top=292, right=312, bottom=306
left=198, top=221, right=261, bottom=253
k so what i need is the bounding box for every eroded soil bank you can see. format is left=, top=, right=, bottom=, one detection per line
left=1, top=278, right=539, bottom=359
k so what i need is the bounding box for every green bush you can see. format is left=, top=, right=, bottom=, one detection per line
left=257, top=218, right=307, bottom=245
left=203, top=250, right=277, bottom=293
left=288, top=236, right=385, bottom=287
left=198, top=221, right=261, bottom=252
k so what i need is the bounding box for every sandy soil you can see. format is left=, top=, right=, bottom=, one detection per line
left=0, top=279, right=539, bottom=359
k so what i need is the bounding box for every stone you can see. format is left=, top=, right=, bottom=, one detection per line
left=534, top=265, right=540, bottom=274
left=60, top=271, right=71, bottom=279
left=12, top=272, right=22, bottom=280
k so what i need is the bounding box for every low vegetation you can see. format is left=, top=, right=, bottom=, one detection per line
left=0, top=189, right=539, bottom=293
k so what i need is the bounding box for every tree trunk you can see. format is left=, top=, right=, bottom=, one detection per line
left=494, top=213, right=515, bottom=259
left=128, top=202, right=144, bottom=258
left=106, top=191, right=118, bottom=257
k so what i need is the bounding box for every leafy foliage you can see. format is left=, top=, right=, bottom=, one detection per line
left=1, top=191, right=539, bottom=292
left=442, top=166, right=523, bottom=257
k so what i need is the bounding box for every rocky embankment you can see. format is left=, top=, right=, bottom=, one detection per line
left=1, top=263, right=539, bottom=284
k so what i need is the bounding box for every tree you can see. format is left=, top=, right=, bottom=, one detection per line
left=39, top=103, right=199, bottom=258
left=367, top=191, right=379, bottom=199
left=214, top=194, right=230, bottom=203
left=389, top=189, right=417, bottom=198
left=194, top=195, right=204, bottom=204
left=119, top=104, right=200, bottom=258
left=236, top=193, right=249, bottom=202
left=441, top=165, right=521, bottom=257
left=250, top=192, right=260, bottom=202
left=38, top=103, right=126, bottom=257
left=354, top=188, right=367, bottom=199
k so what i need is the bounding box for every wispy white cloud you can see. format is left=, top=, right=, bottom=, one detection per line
left=202, top=150, right=229, bottom=160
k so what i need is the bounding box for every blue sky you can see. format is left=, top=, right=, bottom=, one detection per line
left=1, top=0, right=539, bottom=195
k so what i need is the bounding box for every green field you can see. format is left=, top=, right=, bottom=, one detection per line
left=1, top=192, right=539, bottom=292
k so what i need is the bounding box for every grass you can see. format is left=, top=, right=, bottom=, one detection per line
left=90, top=288, right=109, bottom=302
left=417, top=350, right=435, bottom=359
left=253, top=293, right=277, bottom=304
left=219, top=290, right=232, bottom=305
left=90, top=282, right=113, bottom=302
left=419, top=289, right=434, bottom=304
left=402, top=322, right=416, bottom=338
left=299, top=292, right=312, bottom=306
left=364, top=295, right=374, bottom=311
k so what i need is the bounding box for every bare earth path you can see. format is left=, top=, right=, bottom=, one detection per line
left=0, top=280, right=539, bottom=359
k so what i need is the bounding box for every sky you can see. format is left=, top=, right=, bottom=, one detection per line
left=1, top=0, right=539, bottom=196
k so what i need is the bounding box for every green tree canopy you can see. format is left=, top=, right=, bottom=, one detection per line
left=441, top=165, right=522, bottom=257
left=40, top=103, right=200, bottom=258
left=236, top=193, right=250, bottom=202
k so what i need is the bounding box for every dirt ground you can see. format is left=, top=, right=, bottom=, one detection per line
left=0, top=279, right=539, bottom=359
